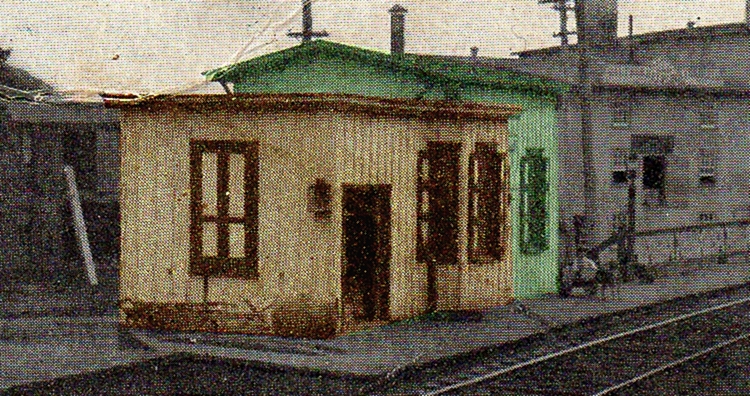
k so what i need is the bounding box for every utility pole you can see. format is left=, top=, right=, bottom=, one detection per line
left=623, top=162, right=637, bottom=282
left=287, top=0, right=329, bottom=43
left=540, top=0, right=576, bottom=46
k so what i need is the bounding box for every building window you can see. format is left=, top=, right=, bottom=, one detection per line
left=697, top=148, right=716, bottom=186
left=416, top=142, right=460, bottom=265
left=519, top=148, right=549, bottom=255
left=611, top=98, right=631, bottom=127
left=467, top=143, right=509, bottom=262
left=610, top=148, right=629, bottom=185
left=190, top=140, right=259, bottom=279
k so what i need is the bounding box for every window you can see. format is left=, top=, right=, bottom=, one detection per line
left=610, top=148, right=629, bottom=185
left=519, top=148, right=549, bottom=255
left=697, top=148, right=716, bottom=186
left=190, top=140, right=259, bottom=279
left=467, top=143, right=509, bottom=262
left=611, top=97, right=631, bottom=127
left=416, top=142, right=460, bottom=265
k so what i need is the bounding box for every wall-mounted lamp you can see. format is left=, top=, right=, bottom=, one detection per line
left=307, top=178, right=332, bottom=221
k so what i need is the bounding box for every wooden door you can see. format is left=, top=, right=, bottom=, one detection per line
left=341, top=185, right=391, bottom=321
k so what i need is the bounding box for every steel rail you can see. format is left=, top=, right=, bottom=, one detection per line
left=423, top=295, right=750, bottom=396
left=593, top=332, right=750, bottom=396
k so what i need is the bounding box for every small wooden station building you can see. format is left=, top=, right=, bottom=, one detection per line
left=108, top=93, right=520, bottom=337
left=207, top=40, right=566, bottom=300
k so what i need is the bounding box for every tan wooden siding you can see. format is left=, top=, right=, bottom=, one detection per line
left=119, top=105, right=512, bottom=327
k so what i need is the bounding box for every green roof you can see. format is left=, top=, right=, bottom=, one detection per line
left=204, top=40, right=567, bottom=99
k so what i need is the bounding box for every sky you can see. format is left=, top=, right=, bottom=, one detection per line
left=0, top=0, right=744, bottom=94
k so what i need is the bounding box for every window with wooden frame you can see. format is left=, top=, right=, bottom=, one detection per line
left=519, top=148, right=549, bottom=255
left=190, top=140, right=259, bottom=279
left=416, top=142, right=460, bottom=265
left=467, top=143, right=509, bottom=262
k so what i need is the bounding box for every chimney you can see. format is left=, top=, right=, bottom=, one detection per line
left=575, top=0, right=618, bottom=48
left=389, top=5, right=407, bottom=56
left=747, top=0, right=750, bottom=29
left=470, top=47, right=479, bottom=59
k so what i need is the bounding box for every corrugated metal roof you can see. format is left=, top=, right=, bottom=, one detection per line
left=203, top=40, right=568, bottom=99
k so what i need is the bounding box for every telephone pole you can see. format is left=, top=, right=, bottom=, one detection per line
left=287, top=0, right=329, bottom=42
left=540, top=0, right=576, bottom=46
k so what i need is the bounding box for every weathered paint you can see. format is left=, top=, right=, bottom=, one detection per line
left=230, top=56, right=560, bottom=300
left=116, top=96, right=513, bottom=336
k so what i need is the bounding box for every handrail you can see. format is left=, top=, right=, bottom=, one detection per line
left=592, top=219, right=750, bottom=256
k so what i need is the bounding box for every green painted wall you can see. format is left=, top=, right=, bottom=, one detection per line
left=462, top=89, right=559, bottom=299
left=233, top=60, right=559, bottom=299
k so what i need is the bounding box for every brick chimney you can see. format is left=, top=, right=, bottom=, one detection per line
left=389, top=5, right=407, bottom=56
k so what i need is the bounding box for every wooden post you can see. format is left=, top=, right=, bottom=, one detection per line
left=63, top=165, right=98, bottom=286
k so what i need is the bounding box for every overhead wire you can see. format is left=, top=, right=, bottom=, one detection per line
left=129, top=0, right=326, bottom=102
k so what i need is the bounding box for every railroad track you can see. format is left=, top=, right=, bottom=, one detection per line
left=379, top=295, right=750, bottom=396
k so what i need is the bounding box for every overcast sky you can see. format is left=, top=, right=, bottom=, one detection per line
left=0, top=1, right=743, bottom=94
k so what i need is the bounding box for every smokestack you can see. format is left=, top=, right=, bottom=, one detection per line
left=389, top=5, right=407, bottom=56
left=576, top=0, right=618, bottom=48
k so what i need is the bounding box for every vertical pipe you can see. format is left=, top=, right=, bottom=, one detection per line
left=63, top=165, right=98, bottom=286
left=629, top=15, right=635, bottom=63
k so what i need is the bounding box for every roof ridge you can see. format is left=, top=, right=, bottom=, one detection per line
left=204, top=40, right=568, bottom=99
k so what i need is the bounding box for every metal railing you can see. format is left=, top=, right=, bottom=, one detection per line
left=559, top=218, right=750, bottom=294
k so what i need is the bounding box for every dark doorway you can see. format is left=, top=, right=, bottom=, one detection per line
left=342, top=185, right=391, bottom=321
left=643, top=155, right=666, bottom=201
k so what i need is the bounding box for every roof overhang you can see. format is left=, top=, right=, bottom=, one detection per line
left=104, top=93, right=523, bottom=122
